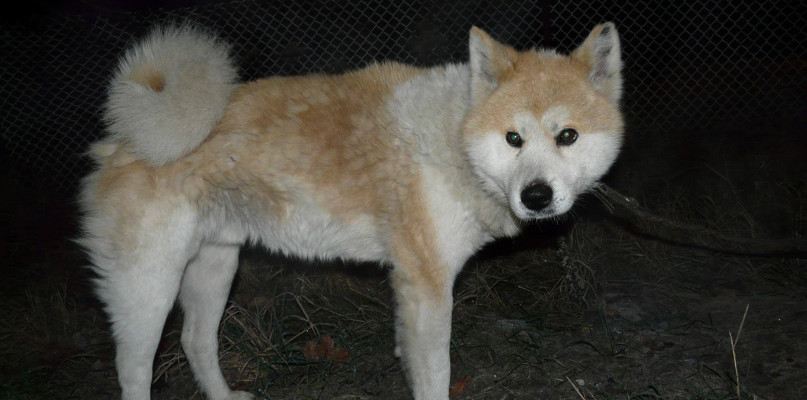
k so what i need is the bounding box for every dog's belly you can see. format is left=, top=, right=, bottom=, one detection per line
left=251, top=202, right=389, bottom=263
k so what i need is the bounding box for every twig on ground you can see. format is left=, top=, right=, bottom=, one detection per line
left=730, top=304, right=750, bottom=400
left=595, top=184, right=807, bottom=256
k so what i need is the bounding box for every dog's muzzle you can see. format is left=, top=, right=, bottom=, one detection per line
left=520, top=181, right=553, bottom=212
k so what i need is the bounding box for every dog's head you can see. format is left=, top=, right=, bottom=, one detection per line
left=462, top=23, right=624, bottom=221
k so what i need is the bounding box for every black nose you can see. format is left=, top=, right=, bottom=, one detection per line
left=520, top=181, right=553, bottom=212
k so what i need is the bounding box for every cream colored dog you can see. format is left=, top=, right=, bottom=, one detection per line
left=80, top=22, right=624, bottom=399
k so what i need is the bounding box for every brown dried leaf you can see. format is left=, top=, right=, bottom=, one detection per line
left=303, top=336, right=347, bottom=362
left=302, top=341, right=322, bottom=360
left=326, top=347, right=350, bottom=362
left=319, top=336, right=335, bottom=353
left=449, top=375, right=471, bottom=396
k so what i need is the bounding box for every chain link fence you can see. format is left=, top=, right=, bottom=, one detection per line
left=2, top=0, right=805, bottom=190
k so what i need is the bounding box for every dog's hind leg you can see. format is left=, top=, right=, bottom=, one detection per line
left=178, top=243, right=252, bottom=400
left=92, top=209, right=198, bottom=400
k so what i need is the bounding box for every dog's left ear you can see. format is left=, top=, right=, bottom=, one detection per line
left=572, top=22, right=623, bottom=103
left=469, top=27, right=517, bottom=105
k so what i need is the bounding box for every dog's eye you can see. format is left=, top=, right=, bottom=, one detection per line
left=505, top=131, right=523, bottom=148
left=556, top=128, right=578, bottom=146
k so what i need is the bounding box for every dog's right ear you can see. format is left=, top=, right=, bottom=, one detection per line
left=469, top=27, right=516, bottom=105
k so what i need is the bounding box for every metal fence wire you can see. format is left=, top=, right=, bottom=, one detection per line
left=2, top=0, right=805, bottom=189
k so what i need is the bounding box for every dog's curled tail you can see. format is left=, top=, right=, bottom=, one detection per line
left=104, top=25, right=239, bottom=166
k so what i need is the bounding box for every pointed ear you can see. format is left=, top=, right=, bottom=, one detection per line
left=572, top=22, right=623, bottom=103
left=469, top=27, right=516, bottom=104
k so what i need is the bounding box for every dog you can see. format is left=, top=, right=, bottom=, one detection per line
left=79, top=21, right=624, bottom=400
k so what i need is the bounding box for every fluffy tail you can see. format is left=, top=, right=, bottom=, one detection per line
left=103, top=24, right=239, bottom=166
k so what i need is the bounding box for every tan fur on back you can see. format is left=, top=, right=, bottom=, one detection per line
left=98, top=63, right=424, bottom=212
left=208, top=63, right=425, bottom=220
left=92, top=62, right=436, bottom=270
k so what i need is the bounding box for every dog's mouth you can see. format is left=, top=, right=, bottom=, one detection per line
left=514, top=204, right=566, bottom=221
left=511, top=197, right=567, bottom=221
left=509, top=181, right=576, bottom=221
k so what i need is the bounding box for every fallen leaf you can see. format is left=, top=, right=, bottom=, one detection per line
left=320, top=336, right=335, bottom=353
left=449, top=375, right=471, bottom=396
left=302, top=336, right=349, bottom=363
left=302, top=341, right=322, bottom=360
left=326, top=347, right=350, bottom=362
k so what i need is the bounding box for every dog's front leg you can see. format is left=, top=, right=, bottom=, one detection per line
left=390, top=257, right=453, bottom=400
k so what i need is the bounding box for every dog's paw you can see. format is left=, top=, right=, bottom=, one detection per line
left=228, top=391, right=254, bottom=400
